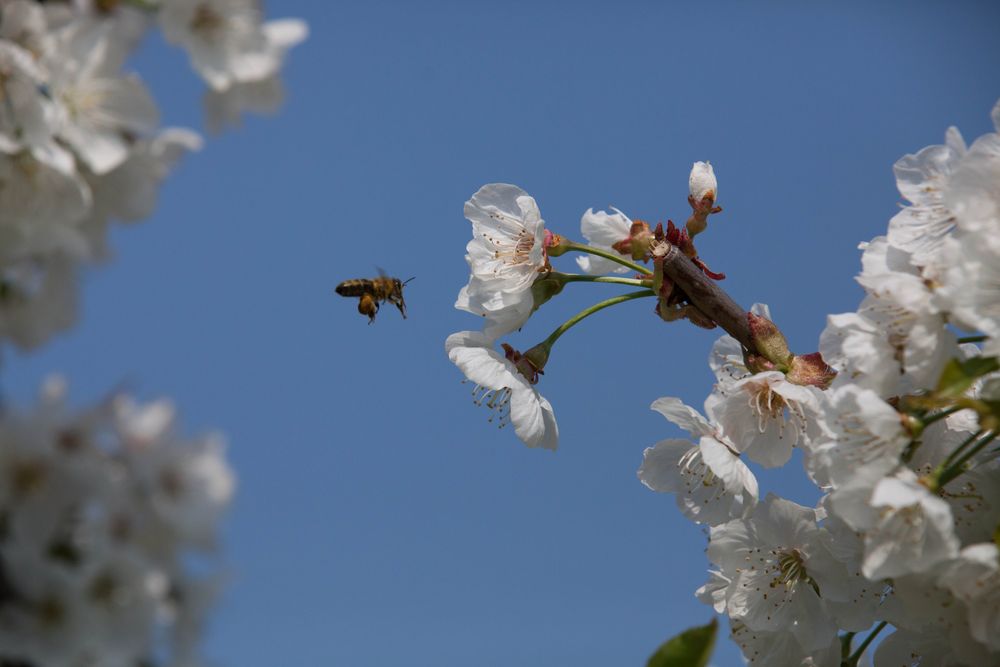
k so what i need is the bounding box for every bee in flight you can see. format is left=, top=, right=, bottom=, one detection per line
left=335, top=271, right=414, bottom=324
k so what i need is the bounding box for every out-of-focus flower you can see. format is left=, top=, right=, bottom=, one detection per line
left=0, top=378, right=234, bottom=665
left=159, top=0, right=306, bottom=92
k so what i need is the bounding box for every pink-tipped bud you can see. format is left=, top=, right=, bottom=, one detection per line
left=747, top=312, right=793, bottom=369
left=786, top=352, right=837, bottom=389
left=689, top=161, right=717, bottom=204
left=686, top=162, right=720, bottom=238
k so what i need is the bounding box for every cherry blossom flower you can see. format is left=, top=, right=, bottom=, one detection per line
left=574, top=207, right=633, bottom=274
left=886, top=126, right=966, bottom=273
left=45, top=25, right=160, bottom=174
left=805, top=385, right=908, bottom=489
left=0, top=379, right=233, bottom=664
left=940, top=543, right=1000, bottom=652
left=710, top=370, right=820, bottom=468
left=707, top=495, right=841, bottom=652
left=456, top=183, right=549, bottom=338
left=639, top=396, right=757, bottom=526
left=159, top=0, right=306, bottom=92
left=446, top=331, right=558, bottom=450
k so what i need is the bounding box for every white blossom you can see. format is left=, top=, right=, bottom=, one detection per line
left=707, top=495, right=841, bottom=652
left=456, top=183, right=549, bottom=338
left=886, top=126, right=966, bottom=272
left=639, top=396, right=757, bottom=525
left=574, top=207, right=633, bottom=274
left=159, top=0, right=306, bottom=92
left=0, top=379, right=233, bottom=665
left=446, top=331, right=558, bottom=450
left=858, top=470, right=959, bottom=580
left=805, top=385, right=908, bottom=489
left=710, top=370, right=820, bottom=468
left=939, top=543, right=1000, bottom=652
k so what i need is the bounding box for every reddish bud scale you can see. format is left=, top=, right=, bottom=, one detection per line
left=786, top=352, right=837, bottom=389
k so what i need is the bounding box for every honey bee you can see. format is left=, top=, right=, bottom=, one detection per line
left=335, top=271, right=414, bottom=324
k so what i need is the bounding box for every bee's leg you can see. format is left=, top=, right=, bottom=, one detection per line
left=358, top=294, right=378, bottom=324
left=391, top=295, right=407, bottom=319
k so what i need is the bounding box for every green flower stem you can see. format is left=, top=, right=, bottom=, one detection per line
left=553, top=272, right=652, bottom=288
left=958, top=335, right=988, bottom=344
left=936, top=430, right=997, bottom=489
left=542, top=290, right=655, bottom=350
left=921, top=405, right=964, bottom=428
left=939, top=429, right=985, bottom=470
left=839, top=632, right=856, bottom=660
left=562, top=242, right=653, bottom=276
left=844, top=621, right=886, bottom=667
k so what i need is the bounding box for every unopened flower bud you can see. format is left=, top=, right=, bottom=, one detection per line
left=785, top=352, right=837, bottom=389
left=686, top=162, right=720, bottom=238
left=747, top=312, right=793, bottom=369
left=689, top=161, right=717, bottom=204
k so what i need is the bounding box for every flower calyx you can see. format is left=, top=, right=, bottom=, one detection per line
left=543, top=230, right=571, bottom=257
left=501, top=342, right=549, bottom=385
left=610, top=219, right=656, bottom=262
left=530, top=272, right=566, bottom=312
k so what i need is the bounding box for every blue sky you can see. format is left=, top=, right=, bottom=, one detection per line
left=5, top=2, right=1000, bottom=665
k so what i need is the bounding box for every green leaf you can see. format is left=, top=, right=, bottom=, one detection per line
left=936, top=356, right=1000, bottom=400
left=646, top=617, right=718, bottom=667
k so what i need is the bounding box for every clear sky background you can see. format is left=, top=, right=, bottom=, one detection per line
left=5, top=1, right=1000, bottom=665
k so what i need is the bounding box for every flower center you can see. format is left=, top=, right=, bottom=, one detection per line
left=768, top=548, right=817, bottom=594
left=748, top=383, right=785, bottom=428
left=745, top=382, right=805, bottom=444
left=677, top=448, right=727, bottom=500
left=467, top=383, right=512, bottom=429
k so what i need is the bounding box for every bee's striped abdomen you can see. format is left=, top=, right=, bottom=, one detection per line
left=336, top=279, right=375, bottom=297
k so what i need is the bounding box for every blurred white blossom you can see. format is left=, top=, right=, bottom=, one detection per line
left=0, top=379, right=234, bottom=666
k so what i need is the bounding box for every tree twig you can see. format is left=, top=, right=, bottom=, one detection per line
left=658, top=243, right=755, bottom=353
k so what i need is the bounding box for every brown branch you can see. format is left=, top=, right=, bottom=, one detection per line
left=657, top=243, right=755, bottom=353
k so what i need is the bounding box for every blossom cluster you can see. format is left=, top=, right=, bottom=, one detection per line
left=0, top=0, right=305, bottom=352
left=446, top=100, right=1000, bottom=664
left=639, top=100, right=1000, bottom=665
left=0, top=377, right=234, bottom=667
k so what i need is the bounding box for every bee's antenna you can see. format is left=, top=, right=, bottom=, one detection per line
left=403, top=276, right=416, bottom=285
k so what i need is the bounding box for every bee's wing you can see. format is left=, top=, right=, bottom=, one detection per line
left=376, top=266, right=389, bottom=279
